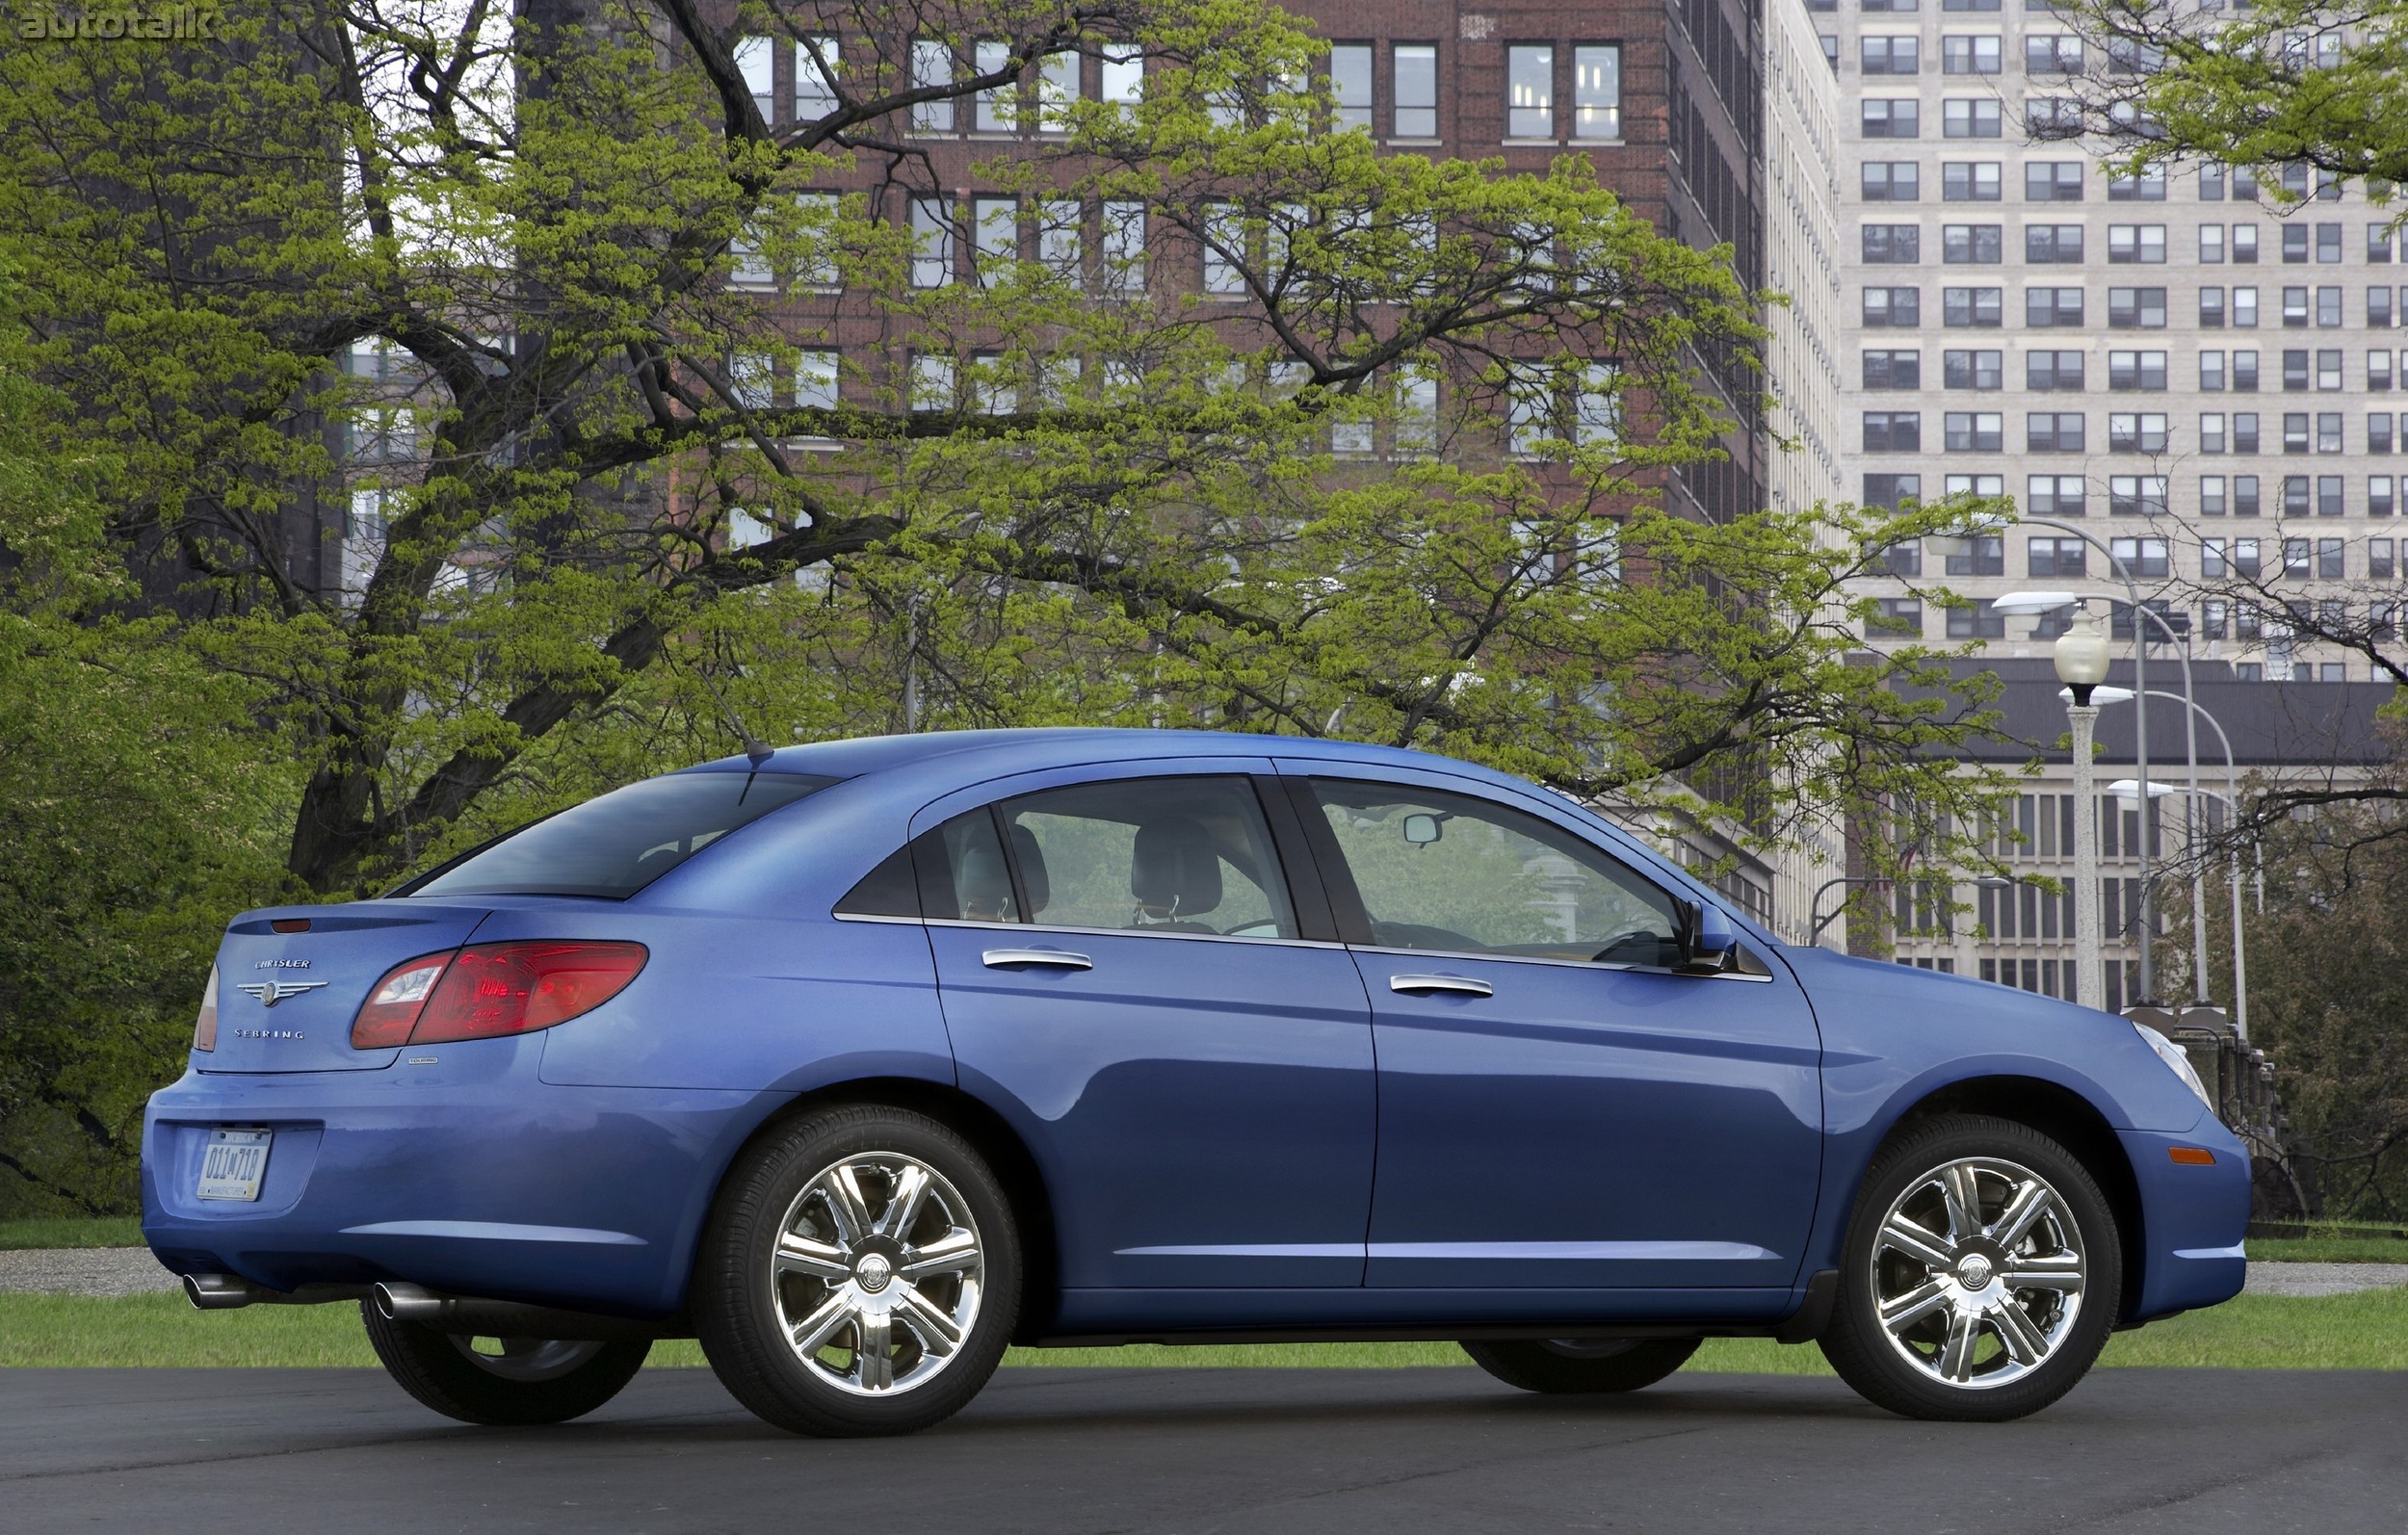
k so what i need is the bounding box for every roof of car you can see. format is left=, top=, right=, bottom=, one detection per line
left=680, top=728, right=1502, bottom=783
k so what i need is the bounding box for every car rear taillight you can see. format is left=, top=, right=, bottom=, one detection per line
left=352, top=952, right=456, bottom=1048
left=194, top=966, right=219, bottom=1052
left=350, top=942, right=647, bottom=1049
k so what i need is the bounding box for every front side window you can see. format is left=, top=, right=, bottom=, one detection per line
left=1306, top=781, right=1681, bottom=967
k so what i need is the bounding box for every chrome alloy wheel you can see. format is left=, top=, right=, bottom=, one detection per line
left=1869, top=1156, right=2087, bottom=1391
left=770, top=1152, right=985, bottom=1396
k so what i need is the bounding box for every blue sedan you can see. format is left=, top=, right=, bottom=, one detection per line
left=144, top=730, right=2247, bottom=1433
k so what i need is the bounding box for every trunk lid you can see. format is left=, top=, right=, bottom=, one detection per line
left=198, top=902, right=491, bottom=1073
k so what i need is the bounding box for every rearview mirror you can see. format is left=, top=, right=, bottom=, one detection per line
left=1400, top=813, right=1444, bottom=846
left=1676, top=898, right=1740, bottom=976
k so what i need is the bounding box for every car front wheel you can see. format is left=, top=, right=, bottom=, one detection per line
left=1819, top=1113, right=2122, bottom=1421
left=694, top=1104, right=1022, bottom=1438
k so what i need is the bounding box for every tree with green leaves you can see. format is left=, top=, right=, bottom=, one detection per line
left=0, top=0, right=2015, bottom=911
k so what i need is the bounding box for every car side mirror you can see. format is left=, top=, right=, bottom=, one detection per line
left=1676, top=898, right=1740, bottom=975
left=1400, top=813, right=1444, bottom=846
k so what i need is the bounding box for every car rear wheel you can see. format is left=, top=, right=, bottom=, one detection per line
left=1460, top=1337, right=1701, bottom=1394
left=1819, top=1113, right=2121, bottom=1422
left=359, top=1303, right=650, bottom=1425
left=694, top=1104, right=1022, bottom=1438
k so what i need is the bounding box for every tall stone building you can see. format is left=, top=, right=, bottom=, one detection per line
left=1818, top=0, right=2398, bottom=683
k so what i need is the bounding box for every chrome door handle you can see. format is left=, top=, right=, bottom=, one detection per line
left=982, top=949, right=1093, bottom=971
left=1388, top=974, right=1493, bottom=997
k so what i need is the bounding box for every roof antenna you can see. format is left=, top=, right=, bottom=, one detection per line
left=694, top=664, right=776, bottom=775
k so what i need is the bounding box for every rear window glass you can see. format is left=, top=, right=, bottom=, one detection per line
left=404, top=772, right=833, bottom=899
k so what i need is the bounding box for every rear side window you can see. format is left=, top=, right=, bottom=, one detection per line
left=406, top=772, right=832, bottom=899
left=879, top=776, right=1301, bottom=939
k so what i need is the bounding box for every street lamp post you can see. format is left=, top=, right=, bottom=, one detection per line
left=2053, top=608, right=2111, bottom=1010
left=1984, top=515, right=2163, bottom=1005
left=2121, top=690, right=2249, bottom=1042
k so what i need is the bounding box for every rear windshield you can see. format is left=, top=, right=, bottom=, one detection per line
left=403, top=772, right=833, bottom=899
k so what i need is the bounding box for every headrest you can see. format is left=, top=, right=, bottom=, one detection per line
left=954, top=834, right=1014, bottom=922
left=1008, top=823, right=1049, bottom=915
left=1131, top=818, right=1221, bottom=918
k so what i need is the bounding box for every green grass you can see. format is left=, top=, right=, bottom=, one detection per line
left=2247, top=1236, right=2408, bottom=1263
left=0, top=1217, right=145, bottom=1250
left=7, top=1288, right=2407, bottom=1371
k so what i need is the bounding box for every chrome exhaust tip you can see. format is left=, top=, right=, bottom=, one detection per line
left=183, top=1273, right=270, bottom=1311
left=371, top=1281, right=440, bottom=1322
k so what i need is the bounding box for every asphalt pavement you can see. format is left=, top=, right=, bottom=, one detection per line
left=3, top=1365, right=2402, bottom=1533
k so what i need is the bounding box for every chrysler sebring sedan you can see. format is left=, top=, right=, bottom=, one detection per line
left=144, top=730, right=2246, bottom=1434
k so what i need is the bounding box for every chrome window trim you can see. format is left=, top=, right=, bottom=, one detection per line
left=919, top=916, right=1348, bottom=951
left=1343, top=942, right=1777, bottom=982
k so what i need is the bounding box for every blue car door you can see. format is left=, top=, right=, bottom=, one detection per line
left=909, top=764, right=1376, bottom=1290
left=1282, top=768, right=1824, bottom=1293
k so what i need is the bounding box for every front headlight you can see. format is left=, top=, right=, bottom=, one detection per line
left=2133, top=1021, right=2215, bottom=1110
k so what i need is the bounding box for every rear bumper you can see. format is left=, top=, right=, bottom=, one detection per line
left=2120, top=1119, right=2252, bottom=1323
left=141, top=1039, right=778, bottom=1318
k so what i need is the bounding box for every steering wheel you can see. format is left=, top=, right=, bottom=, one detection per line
left=1589, top=921, right=1669, bottom=965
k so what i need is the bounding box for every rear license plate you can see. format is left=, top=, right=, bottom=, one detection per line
left=196, top=1129, right=272, bottom=1202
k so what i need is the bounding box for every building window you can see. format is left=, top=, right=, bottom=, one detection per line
left=2028, top=412, right=2085, bottom=452
left=910, top=39, right=955, bottom=133
left=1394, top=43, right=1438, bottom=137
left=1863, top=224, right=1921, bottom=262
left=1864, top=410, right=1924, bottom=450
left=1863, top=36, right=1922, bottom=74
left=2234, top=223, right=2261, bottom=262
left=735, top=35, right=774, bottom=122
left=1943, top=98, right=2002, bottom=137
left=2026, top=35, right=2082, bottom=71
left=794, top=37, right=841, bottom=120
left=973, top=195, right=1017, bottom=282
left=1863, top=162, right=1921, bottom=201
left=2235, top=477, right=2262, bottom=517
left=1864, top=286, right=1922, bottom=325
left=1573, top=45, right=1620, bottom=139
left=2028, top=475, right=2086, bottom=516
left=1100, top=200, right=1146, bottom=295
left=2374, top=412, right=2398, bottom=455
left=1948, top=599, right=2008, bottom=637
left=1863, top=98, right=1920, bottom=138
left=2107, top=350, right=2167, bottom=389
left=1883, top=539, right=1923, bottom=577
left=2026, top=286, right=2083, bottom=326
left=2107, top=224, right=2166, bottom=264
left=2027, top=350, right=2083, bottom=390
left=2025, top=162, right=2084, bottom=201
left=908, top=352, right=955, bottom=411
left=1944, top=286, right=2002, bottom=325
left=1946, top=534, right=2005, bottom=575
left=1329, top=43, right=1373, bottom=130
left=2376, top=479, right=2398, bottom=518
left=1942, top=35, right=2002, bottom=73
left=1943, top=224, right=2002, bottom=263
left=2106, top=167, right=2166, bottom=200
left=909, top=197, right=953, bottom=287
left=1945, top=410, right=2003, bottom=450
left=1871, top=597, right=1925, bottom=637
left=2201, top=476, right=2228, bottom=515
left=973, top=39, right=1016, bottom=133
left=1864, top=349, right=1924, bottom=388
left=2108, top=479, right=2169, bottom=518
left=2235, top=286, right=2260, bottom=326
left=1100, top=48, right=1143, bottom=105
left=2108, top=287, right=2167, bottom=328
left=2028, top=535, right=2086, bottom=576
left=2027, top=224, right=2082, bottom=262
left=1864, top=473, right=1923, bottom=508
left=1943, top=162, right=2002, bottom=200
left=2108, top=412, right=2168, bottom=453
left=1506, top=44, right=1554, bottom=137
left=2235, top=352, right=2260, bottom=392
left=2200, top=287, right=2226, bottom=327
left=2202, top=409, right=2227, bottom=450
left=2108, top=533, right=2170, bottom=574
left=1945, top=349, right=2002, bottom=388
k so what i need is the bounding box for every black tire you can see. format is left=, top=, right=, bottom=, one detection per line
left=1460, top=1337, right=1701, bottom=1393
left=694, top=1104, right=1022, bottom=1438
left=359, top=1302, right=650, bottom=1425
left=1819, top=1113, right=2123, bottom=1422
